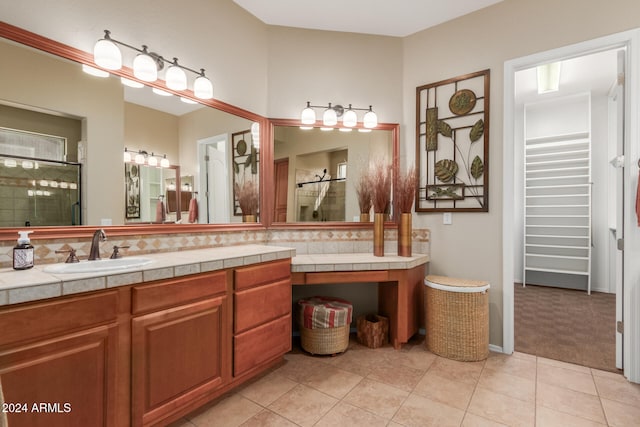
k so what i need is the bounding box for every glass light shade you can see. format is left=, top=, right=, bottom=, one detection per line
left=35, top=190, right=43, bottom=196
left=320, top=127, right=334, bottom=131
left=323, top=108, right=338, bottom=126
left=93, top=38, right=122, bottom=70
left=147, top=156, right=158, bottom=167
left=363, top=109, right=378, bottom=128
left=69, top=183, right=78, bottom=190
left=160, top=156, right=170, bottom=168
left=342, top=109, right=358, bottom=127
left=39, top=179, right=49, bottom=187
left=82, top=64, right=110, bottom=78
left=60, top=182, right=69, bottom=189
left=27, top=190, right=34, bottom=197
left=300, top=107, right=316, bottom=125
left=165, top=65, right=187, bottom=90
left=339, top=128, right=353, bottom=132
left=358, top=128, right=372, bottom=133
left=123, top=150, right=132, bottom=162
left=180, top=97, right=198, bottom=104
left=21, top=160, right=34, bottom=169
left=4, top=159, right=17, bottom=167
left=49, top=181, right=59, bottom=188
left=133, top=53, right=158, bottom=82
left=194, top=75, right=213, bottom=99
left=134, top=153, right=145, bottom=164
left=43, top=191, right=51, bottom=197
left=121, top=77, right=144, bottom=88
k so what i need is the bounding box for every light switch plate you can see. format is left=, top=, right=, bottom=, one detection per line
left=443, top=212, right=452, bottom=225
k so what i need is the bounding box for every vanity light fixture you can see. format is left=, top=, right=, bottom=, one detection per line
left=123, top=149, right=171, bottom=168
left=121, top=77, right=144, bottom=88
left=300, top=102, right=378, bottom=128
left=82, top=64, right=110, bottom=78
left=537, top=61, right=561, bottom=94
left=92, top=30, right=214, bottom=99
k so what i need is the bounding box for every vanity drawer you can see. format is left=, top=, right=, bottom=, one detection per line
left=234, top=259, right=291, bottom=291
left=233, top=314, right=291, bottom=377
left=234, top=279, right=291, bottom=333
left=132, top=271, right=228, bottom=315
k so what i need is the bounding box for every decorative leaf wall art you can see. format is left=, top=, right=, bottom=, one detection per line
left=415, top=69, right=490, bottom=212
left=232, top=129, right=260, bottom=216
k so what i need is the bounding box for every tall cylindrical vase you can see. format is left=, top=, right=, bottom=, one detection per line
left=242, top=214, right=257, bottom=223
left=373, top=213, right=385, bottom=257
left=360, top=213, right=370, bottom=223
left=398, top=213, right=412, bottom=257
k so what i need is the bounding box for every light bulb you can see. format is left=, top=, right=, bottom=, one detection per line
left=93, top=31, right=122, bottom=70
left=160, top=155, right=170, bottom=168
left=323, top=104, right=338, bottom=126
left=133, top=47, right=158, bottom=82
left=194, top=71, right=213, bottom=99
left=165, top=59, right=187, bottom=90
left=300, top=102, right=316, bottom=125
left=343, top=105, right=357, bottom=127
left=363, top=106, right=378, bottom=128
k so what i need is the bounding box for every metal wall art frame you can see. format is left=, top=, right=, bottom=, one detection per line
left=125, top=163, right=141, bottom=219
left=415, top=69, right=490, bottom=212
left=231, top=129, right=259, bottom=216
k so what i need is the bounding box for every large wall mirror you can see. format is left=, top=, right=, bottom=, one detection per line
left=0, top=22, right=264, bottom=239
left=267, top=119, right=399, bottom=226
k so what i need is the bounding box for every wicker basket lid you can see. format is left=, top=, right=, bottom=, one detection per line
left=425, top=275, right=490, bottom=292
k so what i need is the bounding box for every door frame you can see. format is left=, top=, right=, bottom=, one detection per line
left=503, top=29, right=640, bottom=382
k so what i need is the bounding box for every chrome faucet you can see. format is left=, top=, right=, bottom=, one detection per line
left=88, top=229, right=107, bottom=260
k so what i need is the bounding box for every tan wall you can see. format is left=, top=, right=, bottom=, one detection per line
left=124, top=103, right=179, bottom=162
left=403, top=0, right=640, bottom=346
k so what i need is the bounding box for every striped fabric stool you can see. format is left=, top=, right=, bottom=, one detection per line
left=298, top=296, right=353, bottom=355
left=424, top=275, right=490, bottom=361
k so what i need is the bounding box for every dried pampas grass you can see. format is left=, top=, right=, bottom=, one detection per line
left=355, top=169, right=373, bottom=214
left=235, top=180, right=259, bottom=216
left=397, top=166, right=417, bottom=214
left=370, top=158, right=392, bottom=214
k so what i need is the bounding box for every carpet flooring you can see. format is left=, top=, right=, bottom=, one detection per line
left=514, top=283, right=618, bottom=372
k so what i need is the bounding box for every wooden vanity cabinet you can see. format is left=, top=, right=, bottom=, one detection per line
left=130, top=270, right=232, bottom=427
left=233, top=259, right=292, bottom=377
left=0, top=290, right=125, bottom=427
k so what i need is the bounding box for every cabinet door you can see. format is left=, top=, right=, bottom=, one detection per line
left=0, top=324, right=118, bottom=427
left=131, top=296, right=229, bottom=427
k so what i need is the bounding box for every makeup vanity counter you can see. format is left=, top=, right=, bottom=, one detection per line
left=0, top=244, right=294, bottom=427
left=291, top=253, right=430, bottom=349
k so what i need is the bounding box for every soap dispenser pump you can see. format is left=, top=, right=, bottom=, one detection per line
left=13, top=230, right=34, bottom=270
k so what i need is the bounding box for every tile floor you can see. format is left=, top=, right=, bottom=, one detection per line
left=175, top=337, right=640, bottom=427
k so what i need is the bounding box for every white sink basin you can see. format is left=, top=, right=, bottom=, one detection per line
left=43, top=257, right=153, bottom=274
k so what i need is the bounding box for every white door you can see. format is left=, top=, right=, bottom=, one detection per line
left=609, top=50, right=625, bottom=370
left=207, top=144, right=230, bottom=223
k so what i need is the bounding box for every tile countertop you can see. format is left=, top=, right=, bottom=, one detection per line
left=0, top=244, right=295, bottom=306
left=291, top=253, right=430, bottom=273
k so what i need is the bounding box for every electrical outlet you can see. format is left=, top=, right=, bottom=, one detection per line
left=443, top=212, right=452, bottom=225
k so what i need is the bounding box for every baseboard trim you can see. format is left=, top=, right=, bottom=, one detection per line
left=489, top=344, right=504, bottom=354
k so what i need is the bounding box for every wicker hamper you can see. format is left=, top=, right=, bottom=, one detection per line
left=424, top=275, right=490, bottom=362
left=298, top=296, right=352, bottom=355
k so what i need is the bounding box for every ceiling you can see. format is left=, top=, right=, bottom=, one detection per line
left=233, top=0, right=504, bottom=37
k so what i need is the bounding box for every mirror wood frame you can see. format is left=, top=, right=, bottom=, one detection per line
left=0, top=21, right=269, bottom=241
left=263, top=118, right=400, bottom=229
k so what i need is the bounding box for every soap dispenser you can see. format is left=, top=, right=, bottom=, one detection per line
left=13, top=231, right=34, bottom=270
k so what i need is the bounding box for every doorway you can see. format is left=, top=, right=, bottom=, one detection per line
left=503, top=29, right=640, bottom=383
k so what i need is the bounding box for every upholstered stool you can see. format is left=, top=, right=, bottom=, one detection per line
left=298, top=296, right=352, bottom=355
left=424, top=275, right=490, bottom=361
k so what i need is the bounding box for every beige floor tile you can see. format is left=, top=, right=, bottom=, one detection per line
left=239, top=372, right=298, bottom=406
left=427, top=356, right=485, bottom=386
left=322, top=347, right=380, bottom=377
left=412, top=370, right=475, bottom=410
left=268, top=384, right=337, bottom=427
left=167, top=418, right=196, bottom=427
left=537, top=356, right=591, bottom=374
left=461, top=412, right=509, bottom=426
left=343, top=378, right=409, bottom=419
left=276, top=354, right=327, bottom=383
left=478, top=367, right=536, bottom=402
left=536, top=382, right=606, bottom=424
left=302, top=364, right=363, bottom=398
left=383, top=345, right=438, bottom=371
left=537, top=362, right=598, bottom=395
left=593, top=372, right=640, bottom=407
left=239, top=409, right=298, bottom=427
left=512, top=351, right=537, bottom=362
left=601, top=397, right=640, bottom=427
left=314, top=401, right=389, bottom=427
left=591, top=367, right=625, bottom=379
left=485, top=352, right=537, bottom=380
left=366, top=362, right=425, bottom=392
left=535, top=406, right=606, bottom=427
left=392, top=393, right=465, bottom=427
left=468, top=387, right=535, bottom=427
left=188, top=394, right=262, bottom=427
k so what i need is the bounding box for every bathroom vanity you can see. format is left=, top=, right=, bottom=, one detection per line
left=0, top=245, right=293, bottom=427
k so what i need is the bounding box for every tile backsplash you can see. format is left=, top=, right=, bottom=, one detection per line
left=0, top=227, right=430, bottom=268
